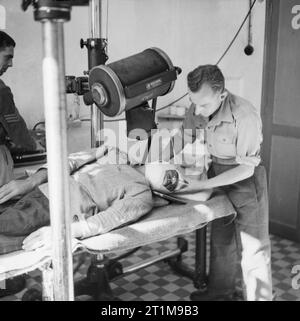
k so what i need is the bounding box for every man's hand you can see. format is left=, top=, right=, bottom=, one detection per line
left=34, top=139, right=46, bottom=152
left=174, top=178, right=208, bottom=194
left=22, top=226, right=52, bottom=251
left=0, top=179, right=34, bottom=204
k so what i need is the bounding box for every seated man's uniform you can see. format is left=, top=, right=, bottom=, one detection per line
left=0, top=147, right=153, bottom=254
left=0, top=79, right=36, bottom=186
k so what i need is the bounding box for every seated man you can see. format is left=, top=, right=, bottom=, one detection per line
left=0, top=145, right=195, bottom=253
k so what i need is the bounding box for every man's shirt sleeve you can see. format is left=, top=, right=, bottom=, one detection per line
left=235, top=111, right=262, bottom=167
left=0, top=86, right=36, bottom=151
left=37, top=145, right=108, bottom=173
left=79, top=187, right=153, bottom=239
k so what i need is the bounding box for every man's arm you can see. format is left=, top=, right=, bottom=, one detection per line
left=175, top=164, right=255, bottom=194
left=0, top=168, right=47, bottom=204
left=0, top=144, right=109, bottom=203
left=22, top=187, right=153, bottom=251
left=78, top=191, right=153, bottom=239
left=67, top=144, right=108, bottom=173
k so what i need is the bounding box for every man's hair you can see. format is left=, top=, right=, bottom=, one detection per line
left=187, top=65, right=225, bottom=93
left=0, top=31, right=16, bottom=51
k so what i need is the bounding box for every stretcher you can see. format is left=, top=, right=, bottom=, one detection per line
left=0, top=191, right=236, bottom=301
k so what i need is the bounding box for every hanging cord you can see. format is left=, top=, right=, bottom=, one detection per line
left=158, top=0, right=257, bottom=113
left=105, top=0, right=109, bottom=52
left=99, top=0, right=258, bottom=123
left=215, top=0, right=257, bottom=65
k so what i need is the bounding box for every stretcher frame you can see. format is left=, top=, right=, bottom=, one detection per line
left=72, top=228, right=208, bottom=301
left=0, top=227, right=207, bottom=301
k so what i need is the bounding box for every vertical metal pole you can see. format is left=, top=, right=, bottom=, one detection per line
left=248, top=0, right=253, bottom=46
left=42, top=21, right=74, bottom=301
left=89, top=0, right=108, bottom=147
left=42, top=263, right=54, bottom=301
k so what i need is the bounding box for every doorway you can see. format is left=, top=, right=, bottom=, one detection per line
left=261, top=0, right=300, bottom=242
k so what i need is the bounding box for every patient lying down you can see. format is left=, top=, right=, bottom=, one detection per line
left=0, top=145, right=211, bottom=254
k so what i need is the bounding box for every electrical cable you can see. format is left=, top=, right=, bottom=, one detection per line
left=102, top=0, right=258, bottom=123
left=106, top=0, right=109, bottom=41
left=215, top=0, right=256, bottom=65
left=32, top=121, right=45, bottom=131
left=105, top=0, right=109, bottom=53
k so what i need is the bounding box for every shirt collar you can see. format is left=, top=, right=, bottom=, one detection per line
left=207, top=90, right=234, bottom=128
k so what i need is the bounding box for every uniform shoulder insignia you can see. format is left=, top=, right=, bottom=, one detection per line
left=4, top=113, right=20, bottom=124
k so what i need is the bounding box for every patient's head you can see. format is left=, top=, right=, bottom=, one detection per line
left=144, top=162, right=188, bottom=193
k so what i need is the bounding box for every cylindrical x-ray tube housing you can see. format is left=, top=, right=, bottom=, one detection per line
left=88, top=48, right=178, bottom=117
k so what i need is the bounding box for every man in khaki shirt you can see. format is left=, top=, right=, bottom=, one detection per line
left=171, top=65, right=272, bottom=301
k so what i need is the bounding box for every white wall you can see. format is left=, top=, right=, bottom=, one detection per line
left=0, top=0, right=266, bottom=150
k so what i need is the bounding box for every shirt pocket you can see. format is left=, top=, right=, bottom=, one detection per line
left=214, top=134, right=236, bottom=157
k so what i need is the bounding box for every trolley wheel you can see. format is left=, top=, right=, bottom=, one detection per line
left=22, top=288, right=42, bottom=301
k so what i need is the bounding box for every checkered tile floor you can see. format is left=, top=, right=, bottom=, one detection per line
left=1, top=231, right=300, bottom=301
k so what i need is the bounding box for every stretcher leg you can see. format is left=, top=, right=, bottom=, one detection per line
left=42, top=263, right=54, bottom=301
left=194, top=226, right=208, bottom=290
left=22, top=263, right=54, bottom=301
left=74, top=255, right=118, bottom=301
left=166, top=227, right=208, bottom=290
left=166, top=237, right=194, bottom=280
